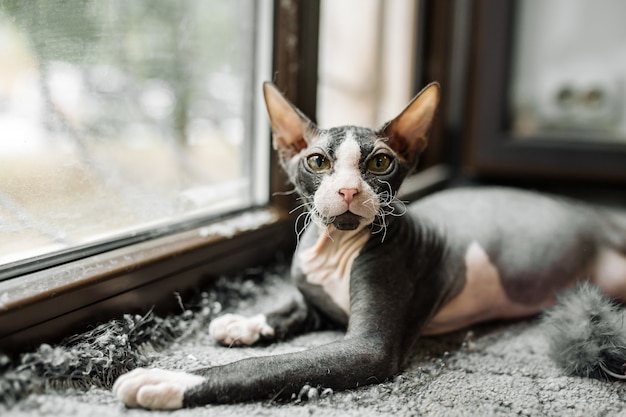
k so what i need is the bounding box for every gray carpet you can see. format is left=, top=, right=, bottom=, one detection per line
left=2, top=265, right=626, bottom=417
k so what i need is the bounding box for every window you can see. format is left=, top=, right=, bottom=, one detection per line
left=0, top=0, right=272, bottom=280
left=510, top=0, right=626, bottom=143
left=0, top=0, right=445, bottom=350
left=317, top=0, right=418, bottom=128
left=462, top=0, right=626, bottom=181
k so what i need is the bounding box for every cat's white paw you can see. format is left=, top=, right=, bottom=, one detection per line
left=209, top=313, right=275, bottom=346
left=113, top=368, right=204, bottom=410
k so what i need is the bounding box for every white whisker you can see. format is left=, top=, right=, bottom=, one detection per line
left=272, top=187, right=298, bottom=197
left=370, top=179, right=408, bottom=242
left=294, top=210, right=311, bottom=243
left=289, top=201, right=311, bottom=215
left=290, top=195, right=317, bottom=244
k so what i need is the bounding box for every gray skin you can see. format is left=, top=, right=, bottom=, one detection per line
left=411, top=187, right=625, bottom=306
left=183, top=136, right=626, bottom=407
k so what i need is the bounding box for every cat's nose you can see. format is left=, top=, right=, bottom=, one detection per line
left=338, top=188, right=359, bottom=205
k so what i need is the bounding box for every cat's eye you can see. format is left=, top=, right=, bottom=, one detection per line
left=367, top=153, right=393, bottom=174
left=307, top=154, right=331, bottom=172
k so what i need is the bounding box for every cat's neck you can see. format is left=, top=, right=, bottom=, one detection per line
left=312, top=223, right=370, bottom=249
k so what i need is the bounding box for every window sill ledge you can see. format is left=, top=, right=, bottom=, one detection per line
left=0, top=207, right=295, bottom=353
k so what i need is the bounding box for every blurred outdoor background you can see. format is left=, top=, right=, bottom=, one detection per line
left=0, top=0, right=262, bottom=265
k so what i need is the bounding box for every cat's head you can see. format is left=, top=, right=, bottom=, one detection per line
left=263, top=82, right=440, bottom=233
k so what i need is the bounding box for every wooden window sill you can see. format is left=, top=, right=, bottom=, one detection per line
left=0, top=207, right=295, bottom=353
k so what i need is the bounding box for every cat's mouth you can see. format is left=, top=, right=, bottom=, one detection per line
left=332, top=212, right=362, bottom=230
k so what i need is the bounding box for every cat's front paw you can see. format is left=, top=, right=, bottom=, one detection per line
left=113, top=368, right=204, bottom=410
left=209, top=313, right=275, bottom=346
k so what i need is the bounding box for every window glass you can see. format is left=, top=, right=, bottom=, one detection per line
left=509, top=0, right=626, bottom=143
left=0, top=0, right=271, bottom=279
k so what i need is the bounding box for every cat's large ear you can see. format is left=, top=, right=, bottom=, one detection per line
left=263, top=82, right=314, bottom=160
left=380, top=82, right=440, bottom=165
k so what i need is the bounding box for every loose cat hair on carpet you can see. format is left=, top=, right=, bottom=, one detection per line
left=0, top=265, right=286, bottom=407
left=542, top=281, right=626, bottom=380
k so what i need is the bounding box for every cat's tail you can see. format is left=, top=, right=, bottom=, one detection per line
left=542, top=281, right=626, bottom=380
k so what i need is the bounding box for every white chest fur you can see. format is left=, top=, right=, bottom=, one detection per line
left=299, top=225, right=370, bottom=315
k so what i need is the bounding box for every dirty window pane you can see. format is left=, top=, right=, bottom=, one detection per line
left=0, top=0, right=271, bottom=279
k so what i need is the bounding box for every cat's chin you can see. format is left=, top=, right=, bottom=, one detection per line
left=332, top=212, right=363, bottom=231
